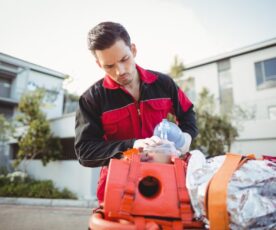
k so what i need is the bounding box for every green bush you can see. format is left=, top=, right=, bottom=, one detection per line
left=190, top=88, right=238, bottom=157
left=0, top=176, right=77, bottom=199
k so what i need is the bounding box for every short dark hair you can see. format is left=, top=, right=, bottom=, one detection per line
left=87, top=22, right=131, bottom=55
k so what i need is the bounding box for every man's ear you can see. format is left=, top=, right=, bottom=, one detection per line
left=131, top=43, right=137, bottom=57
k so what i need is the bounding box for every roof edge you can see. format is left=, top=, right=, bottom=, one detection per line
left=184, top=37, right=276, bottom=70
left=0, top=52, right=67, bottom=79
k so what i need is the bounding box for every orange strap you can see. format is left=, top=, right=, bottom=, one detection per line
left=119, top=154, right=141, bottom=216
left=206, top=153, right=243, bottom=230
left=173, top=158, right=204, bottom=229
left=174, top=158, right=193, bottom=224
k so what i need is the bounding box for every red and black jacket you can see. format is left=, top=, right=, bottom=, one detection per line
left=74, top=65, right=197, bottom=202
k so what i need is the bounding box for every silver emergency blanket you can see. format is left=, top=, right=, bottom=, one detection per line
left=186, top=150, right=276, bottom=230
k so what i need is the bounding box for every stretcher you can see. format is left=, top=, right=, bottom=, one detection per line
left=89, top=151, right=276, bottom=230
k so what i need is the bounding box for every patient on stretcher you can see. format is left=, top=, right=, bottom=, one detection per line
left=119, top=118, right=276, bottom=229
left=186, top=150, right=276, bottom=230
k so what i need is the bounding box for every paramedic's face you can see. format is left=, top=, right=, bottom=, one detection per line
left=95, top=39, right=137, bottom=86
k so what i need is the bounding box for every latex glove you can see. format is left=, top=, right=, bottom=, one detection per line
left=133, top=136, right=162, bottom=150
left=179, top=132, right=192, bottom=154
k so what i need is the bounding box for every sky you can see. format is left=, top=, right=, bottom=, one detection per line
left=0, top=0, right=276, bottom=95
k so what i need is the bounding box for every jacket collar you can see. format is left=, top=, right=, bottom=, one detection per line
left=102, top=64, right=157, bottom=89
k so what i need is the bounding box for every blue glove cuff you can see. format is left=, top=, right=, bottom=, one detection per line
left=153, top=119, right=185, bottom=149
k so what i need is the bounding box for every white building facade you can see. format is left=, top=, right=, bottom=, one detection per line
left=179, top=38, right=276, bottom=156
left=0, top=53, right=65, bottom=119
left=0, top=52, right=98, bottom=200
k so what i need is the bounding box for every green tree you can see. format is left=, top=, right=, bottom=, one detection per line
left=191, top=88, right=238, bottom=156
left=0, top=114, right=14, bottom=173
left=14, top=89, right=62, bottom=169
left=0, top=114, right=14, bottom=143
left=169, top=55, right=184, bottom=79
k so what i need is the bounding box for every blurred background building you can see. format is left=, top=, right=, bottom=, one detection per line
left=0, top=52, right=65, bottom=119
left=179, top=38, right=276, bottom=156
left=0, top=52, right=97, bottom=200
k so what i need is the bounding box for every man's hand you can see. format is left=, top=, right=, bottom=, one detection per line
left=133, top=136, right=162, bottom=150
left=179, top=132, right=192, bottom=154
left=134, top=136, right=171, bottom=162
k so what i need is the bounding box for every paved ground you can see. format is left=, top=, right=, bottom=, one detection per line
left=0, top=204, right=93, bottom=230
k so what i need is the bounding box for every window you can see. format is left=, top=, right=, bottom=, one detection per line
left=217, top=59, right=231, bottom=71
left=63, top=100, right=78, bottom=114
left=0, top=77, right=12, bottom=98
left=268, top=106, right=276, bottom=120
left=217, top=59, right=233, bottom=114
left=0, top=70, right=15, bottom=98
left=255, top=57, right=276, bottom=89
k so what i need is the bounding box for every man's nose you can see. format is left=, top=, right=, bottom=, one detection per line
left=115, top=63, right=125, bottom=75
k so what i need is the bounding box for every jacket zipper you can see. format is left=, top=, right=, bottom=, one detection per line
left=120, top=86, right=142, bottom=129
left=135, top=101, right=142, bottom=128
